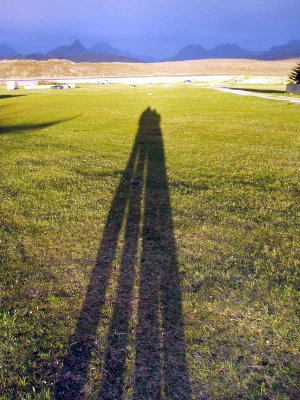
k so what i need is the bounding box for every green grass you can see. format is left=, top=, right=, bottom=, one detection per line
left=0, top=84, right=299, bottom=399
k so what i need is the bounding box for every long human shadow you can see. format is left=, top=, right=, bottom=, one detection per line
left=54, top=108, right=191, bottom=400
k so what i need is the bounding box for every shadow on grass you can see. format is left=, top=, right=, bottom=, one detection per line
left=0, top=94, right=27, bottom=100
left=54, top=108, right=191, bottom=400
left=0, top=116, right=80, bottom=135
left=231, top=87, right=285, bottom=94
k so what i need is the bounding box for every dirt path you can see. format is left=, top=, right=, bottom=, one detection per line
left=214, top=87, right=300, bottom=104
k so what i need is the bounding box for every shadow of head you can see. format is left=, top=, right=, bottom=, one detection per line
left=137, top=107, right=162, bottom=144
left=139, top=106, right=160, bottom=124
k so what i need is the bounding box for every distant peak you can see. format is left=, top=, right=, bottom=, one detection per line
left=287, top=40, right=300, bottom=44
left=0, top=42, right=21, bottom=57
left=184, top=44, right=207, bottom=49
left=0, top=42, right=14, bottom=49
left=71, top=40, right=85, bottom=48
left=213, top=43, right=243, bottom=49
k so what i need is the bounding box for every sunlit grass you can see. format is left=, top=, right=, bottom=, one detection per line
left=0, top=85, right=299, bottom=399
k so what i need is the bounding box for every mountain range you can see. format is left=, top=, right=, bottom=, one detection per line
left=0, top=43, right=22, bottom=59
left=0, top=40, right=143, bottom=62
left=167, top=41, right=300, bottom=61
left=0, top=40, right=300, bottom=63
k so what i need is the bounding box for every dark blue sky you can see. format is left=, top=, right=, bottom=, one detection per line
left=1, top=0, right=299, bottom=57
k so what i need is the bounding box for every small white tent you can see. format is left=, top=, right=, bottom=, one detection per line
left=7, top=81, right=18, bottom=90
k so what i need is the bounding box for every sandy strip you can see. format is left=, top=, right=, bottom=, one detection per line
left=213, top=87, right=300, bottom=104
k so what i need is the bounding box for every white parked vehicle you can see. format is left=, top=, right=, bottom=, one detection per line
left=98, top=79, right=110, bottom=85
left=6, top=81, right=18, bottom=90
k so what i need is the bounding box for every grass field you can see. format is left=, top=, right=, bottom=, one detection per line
left=0, top=84, right=299, bottom=400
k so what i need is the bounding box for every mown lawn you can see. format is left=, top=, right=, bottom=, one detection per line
left=0, top=84, right=299, bottom=400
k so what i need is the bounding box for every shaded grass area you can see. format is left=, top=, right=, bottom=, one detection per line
left=0, top=85, right=299, bottom=399
left=229, top=84, right=300, bottom=98
left=0, top=94, right=27, bottom=100
left=0, top=117, right=80, bottom=135
left=231, top=87, right=285, bottom=94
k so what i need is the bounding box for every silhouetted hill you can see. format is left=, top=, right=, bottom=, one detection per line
left=168, top=43, right=254, bottom=61
left=168, top=41, right=300, bottom=61
left=90, top=42, right=128, bottom=56
left=168, top=45, right=210, bottom=61
left=47, top=39, right=88, bottom=57
left=136, top=54, right=157, bottom=63
left=0, top=40, right=156, bottom=63
left=210, top=44, right=252, bottom=58
left=0, top=43, right=21, bottom=59
left=25, top=53, right=47, bottom=60
left=90, top=42, right=157, bottom=62
left=44, top=40, right=138, bottom=62
left=0, top=39, right=299, bottom=63
left=264, top=40, right=300, bottom=60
